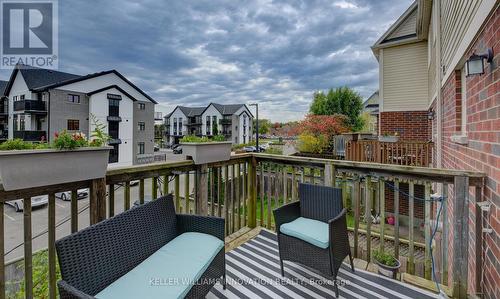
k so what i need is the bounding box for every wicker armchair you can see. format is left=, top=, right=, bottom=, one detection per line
left=273, top=183, right=354, bottom=298
left=55, top=195, right=225, bottom=299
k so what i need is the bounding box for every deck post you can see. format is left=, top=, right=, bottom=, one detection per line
left=195, top=164, right=209, bottom=215
left=453, top=175, right=469, bottom=299
left=247, top=157, right=258, bottom=228
left=90, top=177, right=107, bottom=224
left=324, top=163, right=335, bottom=187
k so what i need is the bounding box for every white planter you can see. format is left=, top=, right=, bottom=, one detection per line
left=180, top=142, right=232, bottom=165
left=378, top=136, right=399, bottom=143
left=0, top=147, right=111, bottom=191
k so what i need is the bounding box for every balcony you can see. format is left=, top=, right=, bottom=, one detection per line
left=13, top=130, right=46, bottom=141
left=221, top=118, right=232, bottom=125
left=13, top=100, right=46, bottom=114
left=0, top=153, right=484, bottom=298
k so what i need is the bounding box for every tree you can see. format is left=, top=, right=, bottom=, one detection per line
left=309, top=87, right=364, bottom=131
left=253, top=119, right=271, bottom=135
left=299, top=114, right=350, bottom=138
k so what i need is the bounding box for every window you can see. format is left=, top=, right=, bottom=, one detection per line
left=139, top=103, right=146, bottom=110
left=178, top=117, right=183, bottom=134
left=138, top=121, right=145, bottom=131
left=67, top=94, right=80, bottom=103
left=67, top=119, right=80, bottom=131
left=109, top=145, right=119, bottom=163
left=138, top=142, right=145, bottom=155
left=19, top=115, right=25, bottom=131
left=173, top=118, right=177, bottom=135
left=12, top=96, right=18, bottom=101
left=109, top=121, right=119, bottom=139
left=109, top=99, right=120, bottom=116
left=20, top=95, right=25, bottom=100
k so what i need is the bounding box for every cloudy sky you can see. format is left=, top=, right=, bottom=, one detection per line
left=0, top=0, right=413, bottom=122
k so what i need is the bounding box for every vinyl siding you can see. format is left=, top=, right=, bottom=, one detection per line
left=441, top=0, right=482, bottom=71
left=382, top=42, right=429, bottom=112
left=387, top=8, right=417, bottom=40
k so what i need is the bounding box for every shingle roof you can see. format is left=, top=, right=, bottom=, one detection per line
left=166, top=103, right=252, bottom=119
left=0, top=80, right=8, bottom=95
left=18, top=65, right=81, bottom=90
left=178, top=106, right=206, bottom=117
left=211, top=103, right=245, bottom=115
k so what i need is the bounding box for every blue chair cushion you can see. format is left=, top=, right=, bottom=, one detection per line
left=280, top=217, right=329, bottom=249
left=95, top=232, right=224, bottom=299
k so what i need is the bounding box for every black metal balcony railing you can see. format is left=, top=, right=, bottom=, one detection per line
left=13, top=100, right=46, bottom=113
left=220, top=119, right=232, bottom=125
left=13, top=130, right=46, bottom=141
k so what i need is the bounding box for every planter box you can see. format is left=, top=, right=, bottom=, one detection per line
left=180, top=142, right=232, bottom=165
left=375, top=259, right=401, bottom=279
left=378, top=136, right=399, bottom=143
left=0, top=147, right=111, bottom=191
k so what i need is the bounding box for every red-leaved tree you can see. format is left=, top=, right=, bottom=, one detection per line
left=299, top=114, right=350, bottom=138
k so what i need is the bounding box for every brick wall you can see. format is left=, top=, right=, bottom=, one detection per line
left=380, top=111, right=431, bottom=141
left=438, top=8, right=499, bottom=298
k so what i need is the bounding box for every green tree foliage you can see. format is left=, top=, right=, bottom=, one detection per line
left=296, top=133, right=328, bottom=154
left=253, top=119, right=271, bottom=135
left=309, top=87, right=364, bottom=131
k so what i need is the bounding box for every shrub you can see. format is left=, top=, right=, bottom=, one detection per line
left=372, top=249, right=398, bottom=267
left=297, top=133, right=328, bottom=154
left=181, top=135, right=227, bottom=143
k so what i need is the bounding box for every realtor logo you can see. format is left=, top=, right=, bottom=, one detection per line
left=0, top=0, right=58, bottom=69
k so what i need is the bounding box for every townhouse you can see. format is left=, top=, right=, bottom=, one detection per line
left=0, top=64, right=157, bottom=167
left=374, top=1, right=499, bottom=297
left=165, top=103, right=253, bottom=145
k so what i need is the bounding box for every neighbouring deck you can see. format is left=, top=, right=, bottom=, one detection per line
left=216, top=229, right=438, bottom=299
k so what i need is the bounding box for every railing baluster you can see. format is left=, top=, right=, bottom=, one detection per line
left=71, top=188, right=79, bottom=232
left=108, top=185, right=114, bottom=218
left=23, top=198, right=33, bottom=299
left=163, top=174, right=168, bottom=196
left=0, top=198, right=4, bottom=299
left=231, top=164, right=235, bottom=233
left=394, top=178, right=400, bottom=259
left=353, top=176, right=360, bottom=258
left=408, top=180, right=415, bottom=274
left=185, top=171, right=190, bottom=214
left=224, top=166, right=229, bottom=234
left=379, top=178, right=385, bottom=252
left=235, top=163, right=241, bottom=230
left=424, top=181, right=432, bottom=280
left=217, top=167, right=222, bottom=217
left=139, top=179, right=145, bottom=205
left=365, top=176, right=372, bottom=262
left=260, top=163, right=264, bottom=226
left=124, top=181, right=130, bottom=211
left=210, top=168, right=215, bottom=216
left=341, top=173, right=347, bottom=209
left=266, top=164, right=272, bottom=229
left=441, top=183, right=448, bottom=285
left=175, top=175, right=180, bottom=212
left=274, top=164, right=280, bottom=209
left=152, top=177, right=158, bottom=199
left=48, top=192, right=56, bottom=299
left=283, top=166, right=288, bottom=203
left=291, top=166, right=297, bottom=201
left=243, top=163, right=247, bottom=227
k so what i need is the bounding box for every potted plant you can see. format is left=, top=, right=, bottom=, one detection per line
left=0, top=116, right=111, bottom=191
left=378, top=132, right=399, bottom=143
left=372, top=249, right=401, bottom=279
left=180, top=135, right=232, bottom=164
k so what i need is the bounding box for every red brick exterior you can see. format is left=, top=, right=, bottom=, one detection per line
left=436, top=8, right=499, bottom=298
left=380, top=111, right=431, bottom=141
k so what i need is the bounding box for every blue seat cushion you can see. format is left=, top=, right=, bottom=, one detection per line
left=280, top=217, right=329, bottom=249
left=95, top=232, right=224, bottom=299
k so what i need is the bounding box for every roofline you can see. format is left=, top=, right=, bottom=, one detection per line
left=87, top=85, right=139, bottom=102
left=3, top=64, right=23, bottom=96
left=165, top=106, right=187, bottom=119
left=32, top=69, right=158, bottom=104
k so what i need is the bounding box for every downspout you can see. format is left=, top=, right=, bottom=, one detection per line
left=435, top=0, right=442, bottom=169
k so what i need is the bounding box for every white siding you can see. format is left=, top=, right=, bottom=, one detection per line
left=7, top=72, right=32, bottom=138
left=382, top=41, right=429, bottom=112
left=169, top=108, right=187, bottom=136
left=201, top=105, right=222, bottom=135
left=89, top=88, right=134, bottom=167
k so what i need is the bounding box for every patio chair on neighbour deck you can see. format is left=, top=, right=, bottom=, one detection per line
left=273, top=183, right=354, bottom=298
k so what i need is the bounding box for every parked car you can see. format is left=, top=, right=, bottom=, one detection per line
left=260, top=143, right=270, bottom=150
left=6, top=195, right=48, bottom=212
left=133, top=195, right=154, bottom=207
left=116, top=180, right=140, bottom=187
left=244, top=146, right=256, bottom=152
left=154, top=145, right=160, bottom=152
left=172, top=144, right=182, bottom=154
left=56, top=189, right=89, bottom=201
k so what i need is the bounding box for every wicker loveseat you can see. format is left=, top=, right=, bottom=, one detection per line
left=273, top=183, right=354, bottom=298
left=56, top=195, right=225, bottom=299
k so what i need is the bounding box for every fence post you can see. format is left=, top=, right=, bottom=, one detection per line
left=453, top=175, right=469, bottom=299
left=90, top=177, right=107, bottom=224
left=195, top=164, right=208, bottom=215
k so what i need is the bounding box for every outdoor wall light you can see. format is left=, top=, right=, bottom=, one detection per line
left=427, top=110, right=435, bottom=120
left=466, top=48, right=494, bottom=76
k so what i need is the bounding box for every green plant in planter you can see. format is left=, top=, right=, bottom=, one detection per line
left=181, top=135, right=226, bottom=143
left=372, top=249, right=398, bottom=267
